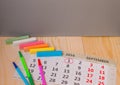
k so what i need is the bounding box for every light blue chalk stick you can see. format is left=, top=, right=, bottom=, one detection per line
left=37, top=50, right=63, bottom=57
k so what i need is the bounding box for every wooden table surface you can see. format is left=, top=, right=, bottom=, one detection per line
left=0, top=37, right=120, bottom=85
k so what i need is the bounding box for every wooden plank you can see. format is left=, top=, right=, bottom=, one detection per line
left=0, top=37, right=21, bottom=85
left=109, top=37, right=120, bottom=85
left=82, top=37, right=120, bottom=85
left=38, top=37, right=84, bottom=54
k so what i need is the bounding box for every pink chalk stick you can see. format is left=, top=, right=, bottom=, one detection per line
left=19, top=41, right=44, bottom=50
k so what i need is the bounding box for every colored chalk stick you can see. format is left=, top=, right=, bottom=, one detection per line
left=13, top=37, right=37, bottom=46
left=37, top=50, right=63, bottom=57
left=29, top=47, right=55, bottom=54
left=23, top=44, right=49, bottom=51
left=6, top=35, right=29, bottom=44
left=19, top=40, right=44, bottom=50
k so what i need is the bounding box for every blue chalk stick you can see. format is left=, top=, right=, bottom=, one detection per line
left=37, top=50, right=63, bottom=57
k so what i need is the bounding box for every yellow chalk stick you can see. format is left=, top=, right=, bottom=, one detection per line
left=29, top=47, right=55, bottom=54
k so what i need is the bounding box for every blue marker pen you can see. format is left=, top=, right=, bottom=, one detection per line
left=12, top=62, right=29, bottom=85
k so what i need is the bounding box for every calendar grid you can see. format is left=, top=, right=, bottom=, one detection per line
left=14, top=52, right=116, bottom=85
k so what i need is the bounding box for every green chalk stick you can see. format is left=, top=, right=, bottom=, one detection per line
left=6, top=35, right=29, bottom=44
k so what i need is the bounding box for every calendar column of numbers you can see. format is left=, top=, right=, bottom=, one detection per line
left=73, top=60, right=82, bottom=85
left=59, top=58, right=74, bottom=85
left=28, top=58, right=39, bottom=80
left=98, top=65, right=105, bottom=85
left=86, top=63, right=94, bottom=85
left=48, top=58, right=60, bottom=84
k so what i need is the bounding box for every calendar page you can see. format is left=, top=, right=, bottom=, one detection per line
left=14, top=52, right=116, bottom=85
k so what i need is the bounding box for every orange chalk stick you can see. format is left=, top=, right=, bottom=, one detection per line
left=23, top=44, right=49, bottom=52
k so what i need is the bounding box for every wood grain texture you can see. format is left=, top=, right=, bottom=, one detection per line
left=82, top=37, right=120, bottom=85
left=0, top=37, right=119, bottom=85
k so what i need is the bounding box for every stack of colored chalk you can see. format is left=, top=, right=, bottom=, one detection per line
left=6, top=35, right=63, bottom=57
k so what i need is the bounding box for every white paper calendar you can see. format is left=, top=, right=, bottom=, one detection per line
left=14, top=52, right=116, bottom=85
